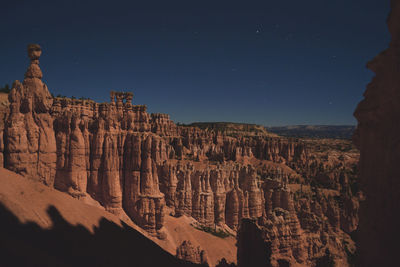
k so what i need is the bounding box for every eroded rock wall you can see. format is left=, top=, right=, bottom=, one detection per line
left=2, top=44, right=361, bottom=265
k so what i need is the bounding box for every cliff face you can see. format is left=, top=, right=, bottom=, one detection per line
left=5, top=44, right=56, bottom=186
left=353, top=0, right=400, bottom=265
left=2, top=44, right=360, bottom=265
left=3, top=45, right=168, bottom=235
left=51, top=94, right=168, bottom=234
left=0, top=93, right=9, bottom=167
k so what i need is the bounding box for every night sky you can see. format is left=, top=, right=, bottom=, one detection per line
left=0, top=0, right=390, bottom=126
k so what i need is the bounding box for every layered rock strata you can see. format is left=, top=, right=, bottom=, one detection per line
left=1, top=44, right=360, bottom=265
left=4, top=44, right=56, bottom=185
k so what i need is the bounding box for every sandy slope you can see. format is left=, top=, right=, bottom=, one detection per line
left=0, top=167, right=236, bottom=266
left=0, top=92, right=7, bottom=103
left=158, top=211, right=237, bottom=266
left=0, top=167, right=144, bottom=234
left=0, top=168, right=200, bottom=267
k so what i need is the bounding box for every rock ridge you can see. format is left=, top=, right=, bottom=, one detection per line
left=1, top=44, right=360, bottom=266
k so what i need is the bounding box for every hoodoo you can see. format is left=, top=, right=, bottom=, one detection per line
left=5, top=44, right=56, bottom=185
left=0, top=44, right=361, bottom=266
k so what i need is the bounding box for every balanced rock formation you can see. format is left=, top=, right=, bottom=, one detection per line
left=1, top=44, right=360, bottom=266
left=4, top=45, right=167, bottom=235
left=5, top=44, right=56, bottom=186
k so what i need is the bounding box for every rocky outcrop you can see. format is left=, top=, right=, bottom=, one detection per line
left=234, top=172, right=357, bottom=266
left=191, top=170, right=214, bottom=226
left=353, top=0, right=400, bottom=265
left=2, top=44, right=360, bottom=265
left=0, top=92, right=9, bottom=166
left=4, top=44, right=56, bottom=185
left=225, top=173, right=244, bottom=231
left=151, top=113, right=178, bottom=136
left=4, top=45, right=166, bottom=235
left=176, top=240, right=209, bottom=265
left=175, top=128, right=308, bottom=164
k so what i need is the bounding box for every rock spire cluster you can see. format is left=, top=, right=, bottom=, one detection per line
left=1, top=44, right=360, bottom=265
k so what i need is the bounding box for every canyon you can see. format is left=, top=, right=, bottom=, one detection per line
left=0, top=44, right=361, bottom=266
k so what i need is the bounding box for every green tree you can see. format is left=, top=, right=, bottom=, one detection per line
left=0, top=83, right=11, bottom=93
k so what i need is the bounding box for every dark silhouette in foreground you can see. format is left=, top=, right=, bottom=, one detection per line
left=0, top=203, right=203, bottom=267
left=353, top=0, right=400, bottom=265
left=236, top=218, right=271, bottom=267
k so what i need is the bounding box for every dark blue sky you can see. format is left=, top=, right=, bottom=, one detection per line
left=0, top=0, right=390, bottom=126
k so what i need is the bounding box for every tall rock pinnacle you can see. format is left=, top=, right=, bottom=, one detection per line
left=1, top=44, right=362, bottom=263
left=5, top=44, right=57, bottom=185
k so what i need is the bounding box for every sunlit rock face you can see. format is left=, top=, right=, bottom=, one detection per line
left=2, top=44, right=360, bottom=265
left=353, top=0, right=400, bottom=265
left=3, top=45, right=166, bottom=235
left=5, top=44, right=56, bottom=186
left=176, top=240, right=208, bottom=265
